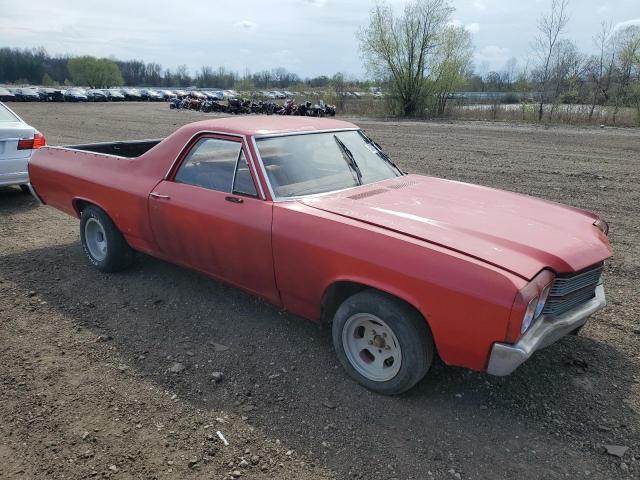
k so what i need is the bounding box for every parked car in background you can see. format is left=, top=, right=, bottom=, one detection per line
left=14, top=88, right=41, bottom=102
left=188, top=90, right=207, bottom=100
left=202, top=90, right=224, bottom=100
left=37, top=88, right=65, bottom=102
left=87, top=89, right=109, bottom=101
left=105, top=89, right=125, bottom=101
left=140, top=89, right=163, bottom=101
left=156, top=89, right=177, bottom=100
left=27, top=117, right=612, bottom=395
left=64, top=88, right=88, bottom=102
left=121, top=88, right=143, bottom=101
left=0, top=102, right=45, bottom=191
left=173, top=89, right=188, bottom=98
left=0, top=87, right=15, bottom=101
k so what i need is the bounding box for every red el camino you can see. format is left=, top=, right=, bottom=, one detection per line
left=28, top=117, right=611, bottom=394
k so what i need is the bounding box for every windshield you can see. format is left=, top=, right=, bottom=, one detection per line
left=256, top=130, right=401, bottom=198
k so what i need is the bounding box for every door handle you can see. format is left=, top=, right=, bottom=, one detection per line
left=225, top=196, right=243, bottom=204
left=150, top=192, right=170, bottom=199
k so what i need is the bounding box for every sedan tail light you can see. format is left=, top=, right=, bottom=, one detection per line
left=17, top=131, right=46, bottom=150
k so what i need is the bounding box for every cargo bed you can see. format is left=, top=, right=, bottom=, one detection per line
left=65, top=139, right=163, bottom=158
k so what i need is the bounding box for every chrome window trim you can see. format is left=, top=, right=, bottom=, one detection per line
left=231, top=149, right=259, bottom=198
left=250, top=135, right=277, bottom=201
left=252, top=127, right=359, bottom=139
left=251, top=128, right=397, bottom=203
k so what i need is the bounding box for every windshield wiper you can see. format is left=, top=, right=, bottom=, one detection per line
left=334, top=135, right=363, bottom=185
left=360, top=131, right=401, bottom=172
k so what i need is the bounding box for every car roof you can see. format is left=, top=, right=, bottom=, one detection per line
left=182, top=116, right=356, bottom=137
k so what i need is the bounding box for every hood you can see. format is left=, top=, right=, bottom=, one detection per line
left=301, top=175, right=612, bottom=280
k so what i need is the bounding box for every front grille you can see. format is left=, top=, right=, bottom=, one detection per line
left=543, top=264, right=603, bottom=317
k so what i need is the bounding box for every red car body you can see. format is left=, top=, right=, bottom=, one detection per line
left=28, top=117, right=612, bottom=376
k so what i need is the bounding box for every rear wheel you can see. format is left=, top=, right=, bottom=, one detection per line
left=19, top=184, right=30, bottom=194
left=80, top=205, right=134, bottom=272
left=332, top=290, right=434, bottom=395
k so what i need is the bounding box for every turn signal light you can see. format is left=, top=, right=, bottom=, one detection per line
left=17, top=131, right=46, bottom=150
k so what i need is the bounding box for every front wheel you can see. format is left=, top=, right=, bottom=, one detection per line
left=80, top=205, right=134, bottom=272
left=332, top=290, right=434, bottom=395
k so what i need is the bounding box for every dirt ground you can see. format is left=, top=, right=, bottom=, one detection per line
left=1, top=102, right=639, bottom=480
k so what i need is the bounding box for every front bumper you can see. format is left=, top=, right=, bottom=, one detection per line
left=487, top=284, right=606, bottom=376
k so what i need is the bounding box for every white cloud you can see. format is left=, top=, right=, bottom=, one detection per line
left=474, top=45, right=511, bottom=72
left=302, top=0, right=326, bottom=6
left=448, top=19, right=480, bottom=34
left=613, top=18, right=640, bottom=31
left=473, top=0, right=487, bottom=11
left=596, top=4, right=609, bottom=15
left=466, top=22, right=481, bottom=33
left=234, top=20, right=257, bottom=30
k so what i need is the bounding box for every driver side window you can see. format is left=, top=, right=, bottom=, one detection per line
left=175, top=138, right=241, bottom=192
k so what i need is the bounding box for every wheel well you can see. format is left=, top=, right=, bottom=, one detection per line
left=320, top=281, right=426, bottom=327
left=73, top=199, right=94, bottom=217
left=320, top=281, right=368, bottom=323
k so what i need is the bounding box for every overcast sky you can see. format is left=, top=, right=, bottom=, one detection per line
left=1, top=0, right=639, bottom=78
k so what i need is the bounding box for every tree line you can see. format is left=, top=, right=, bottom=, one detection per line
left=359, top=0, right=640, bottom=120
left=1, top=0, right=638, bottom=121
left=0, top=47, right=355, bottom=90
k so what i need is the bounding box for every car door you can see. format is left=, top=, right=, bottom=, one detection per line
left=148, top=134, right=279, bottom=304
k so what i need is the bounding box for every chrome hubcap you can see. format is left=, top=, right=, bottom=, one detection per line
left=84, top=218, right=107, bottom=261
left=342, top=313, right=402, bottom=382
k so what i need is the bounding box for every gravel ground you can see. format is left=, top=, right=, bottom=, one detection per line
left=1, top=102, right=639, bottom=479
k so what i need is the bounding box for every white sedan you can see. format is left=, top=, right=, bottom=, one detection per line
left=0, top=102, right=45, bottom=192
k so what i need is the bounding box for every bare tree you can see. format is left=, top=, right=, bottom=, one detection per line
left=331, top=72, right=347, bottom=112
left=503, top=57, right=518, bottom=88
left=548, top=39, right=584, bottom=114
left=428, top=25, right=474, bottom=115
left=534, top=0, right=570, bottom=121
left=358, top=0, right=457, bottom=116
left=587, top=23, right=616, bottom=118
left=614, top=26, right=640, bottom=123
left=586, top=22, right=615, bottom=119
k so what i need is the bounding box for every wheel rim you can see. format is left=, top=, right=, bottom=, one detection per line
left=84, top=217, right=107, bottom=261
left=342, top=313, right=402, bottom=382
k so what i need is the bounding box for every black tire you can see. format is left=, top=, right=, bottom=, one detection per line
left=79, top=205, right=134, bottom=272
left=332, top=290, right=434, bottom=395
left=19, top=184, right=30, bottom=194
left=569, top=325, right=583, bottom=336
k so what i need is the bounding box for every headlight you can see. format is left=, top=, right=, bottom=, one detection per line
left=534, top=282, right=552, bottom=318
left=506, top=270, right=555, bottom=341
left=521, top=296, right=539, bottom=334
left=594, top=218, right=609, bottom=236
